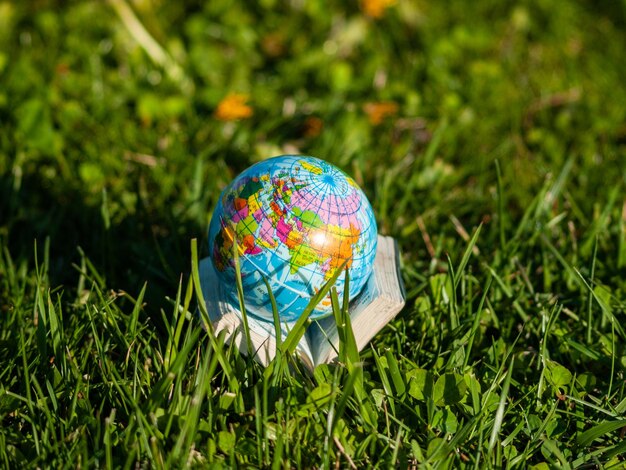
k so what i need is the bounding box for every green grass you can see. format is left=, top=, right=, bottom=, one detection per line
left=1, top=0, right=626, bottom=467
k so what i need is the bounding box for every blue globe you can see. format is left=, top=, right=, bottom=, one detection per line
left=208, top=155, right=378, bottom=322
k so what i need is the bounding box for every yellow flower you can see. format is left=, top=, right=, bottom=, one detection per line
left=363, top=101, right=398, bottom=125
left=361, top=0, right=397, bottom=19
left=215, top=93, right=253, bottom=121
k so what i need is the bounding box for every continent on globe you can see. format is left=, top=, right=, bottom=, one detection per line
left=208, top=155, right=378, bottom=322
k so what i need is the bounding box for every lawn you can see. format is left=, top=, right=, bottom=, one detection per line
left=1, top=0, right=626, bottom=467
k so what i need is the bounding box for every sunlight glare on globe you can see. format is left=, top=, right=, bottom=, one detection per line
left=208, top=155, right=378, bottom=322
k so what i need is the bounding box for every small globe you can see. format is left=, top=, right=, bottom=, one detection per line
left=208, top=155, right=378, bottom=322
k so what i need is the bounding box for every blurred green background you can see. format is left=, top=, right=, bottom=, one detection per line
left=1, top=0, right=625, bottom=298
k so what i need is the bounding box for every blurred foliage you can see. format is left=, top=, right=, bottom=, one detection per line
left=0, top=0, right=624, bottom=305
left=0, top=0, right=622, bottom=299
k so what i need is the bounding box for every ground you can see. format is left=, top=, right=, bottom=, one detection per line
left=1, top=0, right=625, bottom=468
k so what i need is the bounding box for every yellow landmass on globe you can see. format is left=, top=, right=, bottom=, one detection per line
left=299, top=160, right=323, bottom=175
left=285, top=223, right=361, bottom=279
left=312, top=224, right=361, bottom=279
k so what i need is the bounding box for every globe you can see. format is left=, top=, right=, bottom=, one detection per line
left=208, top=155, right=378, bottom=322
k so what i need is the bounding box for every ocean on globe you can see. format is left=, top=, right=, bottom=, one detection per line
left=208, top=155, right=378, bottom=322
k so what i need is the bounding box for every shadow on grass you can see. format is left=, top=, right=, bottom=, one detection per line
left=0, top=169, right=205, bottom=318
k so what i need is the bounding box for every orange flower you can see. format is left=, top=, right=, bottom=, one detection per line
left=361, top=0, right=396, bottom=19
left=303, top=116, right=324, bottom=137
left=215, top=93, right=253, bottom=121
left=363, top=101, right=398, bottom=125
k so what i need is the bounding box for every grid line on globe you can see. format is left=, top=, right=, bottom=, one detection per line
left=208, top=155, right=378, bottom=322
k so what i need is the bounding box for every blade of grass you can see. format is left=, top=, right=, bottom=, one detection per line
left=231, top=233, right=254, bottom=361
left=577, top=419, right=626, bottom=447
left=423, top=117, right=448, bottom=168
left=189, top=238, right=242, bottom=406
left=372, top=348, right=395, bottom=416
left=280, top=258, right=349, bottom=357
left=586, top=236, right=598, bottom=344
left=464, top=275, right=492, bottom=368
left=488, top=357, right=514, bottom=452
left=446, top=254, right=458, bottom=330
left=108, top=0, right=191, bottom=92
left=330, top=361, right=361, bottom=435
left=385, top=349, right=406, bottom=399
left=574, top=267, right=625, bottom=340
left=495, top=159, right=506, bottom=250
left=454, top=223, right=482, bottom=290
left=262, top=275, right=282, bottom=353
